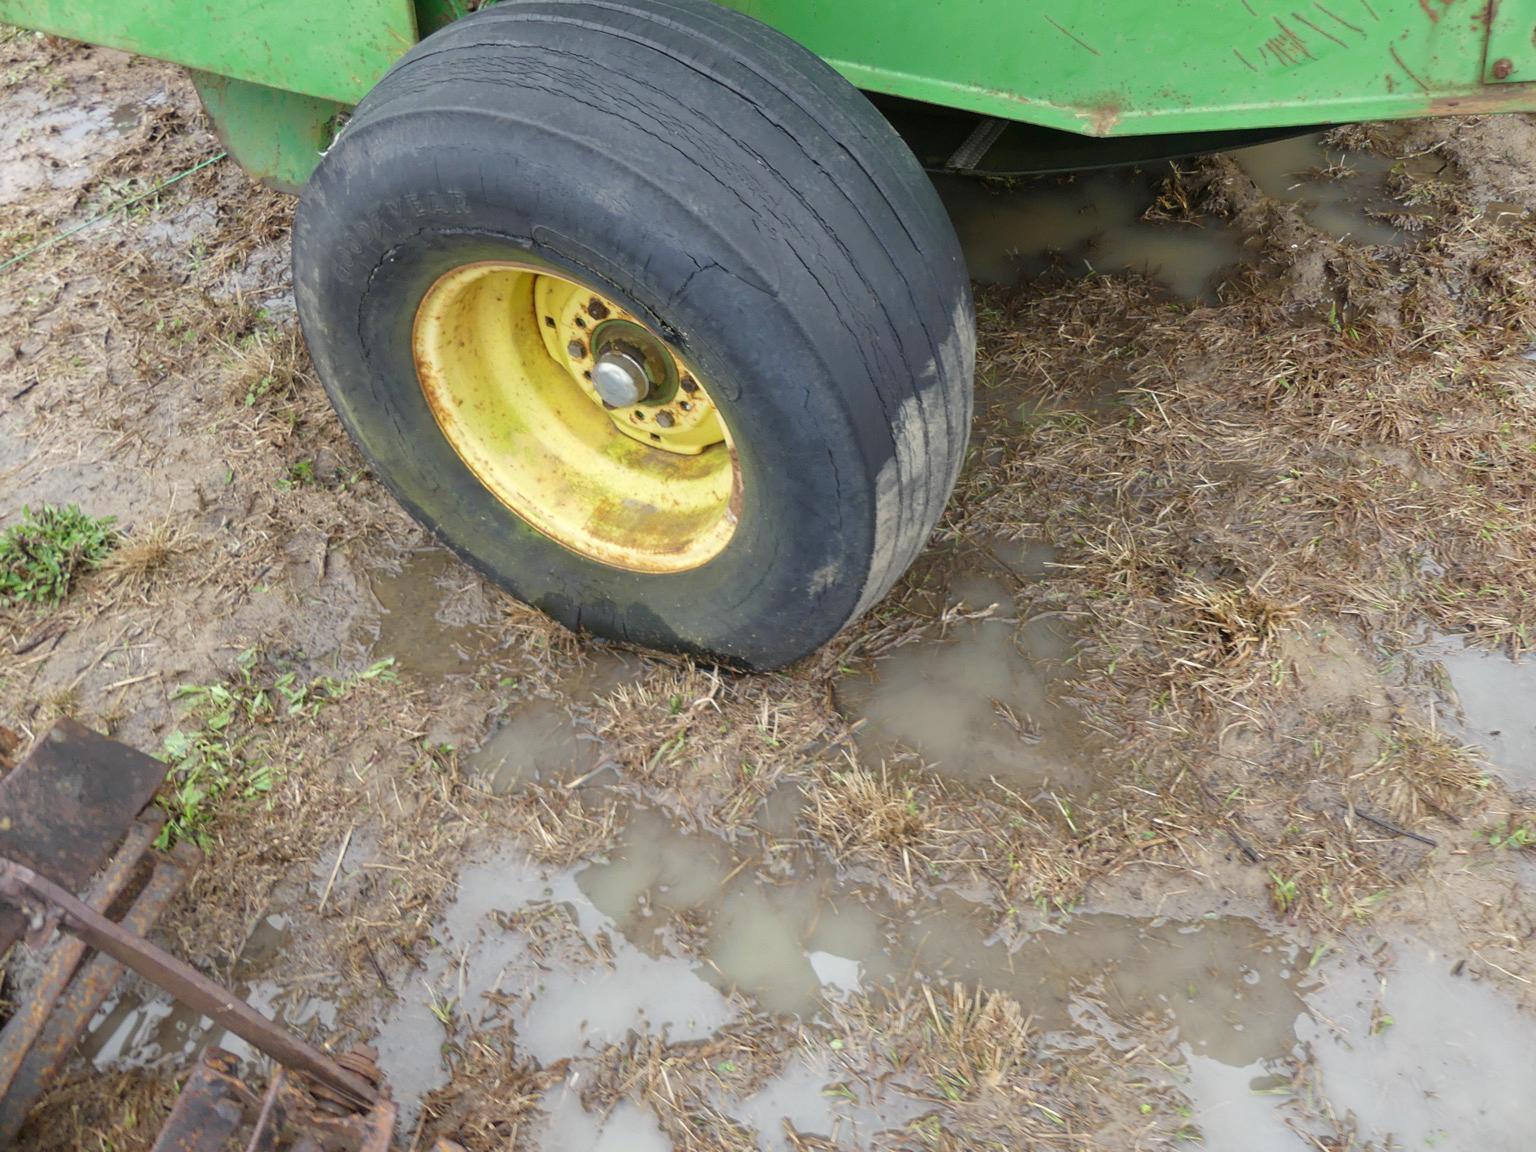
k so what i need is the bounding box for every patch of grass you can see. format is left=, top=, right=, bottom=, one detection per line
left=95, top=519, right=189, bottom=600
left=417, top=1022, right=554, bottom=1152
left=156, top=649, right=396, bottom=849
left=826, top=979, right=1194, bottom=1147
left=1269, top=871, right=1300, bottom=915
left=0, top=504, right=118, bottom=607
left=1361, top=720, right=1487, bottom=826
left=277, top=458, right=316, bottom=490
left=803, top=761, right=932, bottom=874
left=1488, top=821, right=1534, bottom=850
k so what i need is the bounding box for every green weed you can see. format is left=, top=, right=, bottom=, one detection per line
left=1269, top=871, right=1300, bottom=914
left=1488, top=823, right=1534, bottom=850
left=156, top=649, right=396, bottom=849
left=0, top=504, right=118, bottom=607
left=277, top=459, right=316, bottom=490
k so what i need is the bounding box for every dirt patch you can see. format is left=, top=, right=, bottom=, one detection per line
left=2, top=27, right=1533, bottom=1152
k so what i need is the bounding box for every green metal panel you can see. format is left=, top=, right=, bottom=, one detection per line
left=0, top=0, right=417, bottom=104
left=1483, top=0, right=1536, bottom=83
left=3, top=0, right=1534, bottom=160
left=189, top=72, right=346, bottom=194
left=720, top=0, right=1536, bottom=135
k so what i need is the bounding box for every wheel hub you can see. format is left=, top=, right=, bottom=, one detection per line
left=411, top=260, right=739, bottom=573
left=533, top=278, right=725, bottom=455
left=591, top=347, right=650, bottom=407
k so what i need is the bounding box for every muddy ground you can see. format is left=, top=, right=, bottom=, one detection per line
left=3, top=28, right=1535, bottom=1152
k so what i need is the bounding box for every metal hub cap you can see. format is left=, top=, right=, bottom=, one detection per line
left=591, top=348, right=650, bottom=408
left=411, top=261, right=737, bottom=573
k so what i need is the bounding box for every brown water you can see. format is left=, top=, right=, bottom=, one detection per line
left=1231, top=134, right=1403, bottom=247
left=349, top=802, right=1531, bottom=1149
left=938, top=132, right=1404, bottom=299
left=1424, top=634, right=1536, bottom=790
left=368, top=810, right=1309, bottom=1132
left=369, top=549, right=497, bottom=678
left=83, top=756, right=1527, bottom=1149
left=466, top=652, right=634, bottom=792
left=836, top=567, right=1102, bottom=794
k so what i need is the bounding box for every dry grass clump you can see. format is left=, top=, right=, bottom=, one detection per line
left=94, top=518, right=191, bottom=601
left=1258, top=814, right=1397, bottom=923
left=594, top=661, right=849, bottom=832
left=1355, top=719, right=1489, bottom=826
left=829, top=981, right=1191, bottom=1148
left=505, top=781, right=621, bottom=866
left=915, top=982, right=1032, bottom=1093
left=1170, top=573, right=1303, bottom=673
left=417, top=1023, right=557, bottom=1152
left=581, top=1021, right=793, bottom=1152
left=801, top=760, right=933, bottom=873
left=493, top=592, right=587, bottom=670
left=798, top=752, right=1171, bottom=914
left=13, top=1066, right=179, bottom=1152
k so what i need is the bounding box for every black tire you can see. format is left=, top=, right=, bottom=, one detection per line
left=293, top=0, right=973, bottom=670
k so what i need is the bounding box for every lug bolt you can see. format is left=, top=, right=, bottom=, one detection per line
left=567, top=339, right=586, bottom=359
left=656, top=411, right=675, bottom=428
left=588, top=298, right=610, bottom=320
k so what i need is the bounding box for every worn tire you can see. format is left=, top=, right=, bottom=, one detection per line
left=293, top=0, right=973, bottom=669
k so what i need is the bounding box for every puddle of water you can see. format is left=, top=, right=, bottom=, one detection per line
left=467, top=653, right=633, bottom=792
left=731, top=1048, right=928, bottom=1152
left=542, top=1089, right=671, bottom=1151
left=372, top=845, right=739, bottom=1122
left=0, top=96, right=116, bottom=200
left=837, top=573, right=1097, bottom=793
left=578, top=810, right=1304, bottom=1055
left=1298, top=941, right=1536, bottom=1150
left=470, top=697, right=592, bottom=793
left=369, top=549, right=493, bottom=678
left=1182, top=1053, right=1304, bottom=1152
left=375, top=806, right=1308, bottom=1142
left=109, top=101, right=141, bottom=132
left=936, top=169, right=1245, bottom=300
left=1232, top=134, right=1404, bottom=247
left=1425, top=634, right=1536, bottom=790
left=936, top=132, right=1405, bottom=299
left=353, top=797, right=1535, bottom=1150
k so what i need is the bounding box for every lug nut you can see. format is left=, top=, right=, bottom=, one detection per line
left=588, top=298, right=611, bottom=320
left=567, top=339, right=586, bottom=359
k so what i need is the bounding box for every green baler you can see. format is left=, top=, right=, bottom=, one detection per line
left=3, top=0, right=1528, bottom=666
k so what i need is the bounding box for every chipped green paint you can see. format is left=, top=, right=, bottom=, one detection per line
left=2, top=0, right=1533, bottom=188
left=718, top=0, right=1536, bottom=135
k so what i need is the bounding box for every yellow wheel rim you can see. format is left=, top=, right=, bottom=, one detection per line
left=412, top=261, right=738, bottom=573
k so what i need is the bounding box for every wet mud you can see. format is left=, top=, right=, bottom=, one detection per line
left=2, top=29, right=1534, bottom=1152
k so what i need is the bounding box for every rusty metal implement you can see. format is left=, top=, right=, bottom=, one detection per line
left=0, top=720, right=396, bottom=1148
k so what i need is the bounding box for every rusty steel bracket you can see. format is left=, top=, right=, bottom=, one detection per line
left=149, top=1047, right=397, bottom=1152
left=0, top=717, right=168, bottom=958
left=0, top=849, right=380, bottom=1111
left=0, top=829, right=193, bottom=1144
left=0, top=720, right=387, bottom=1148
